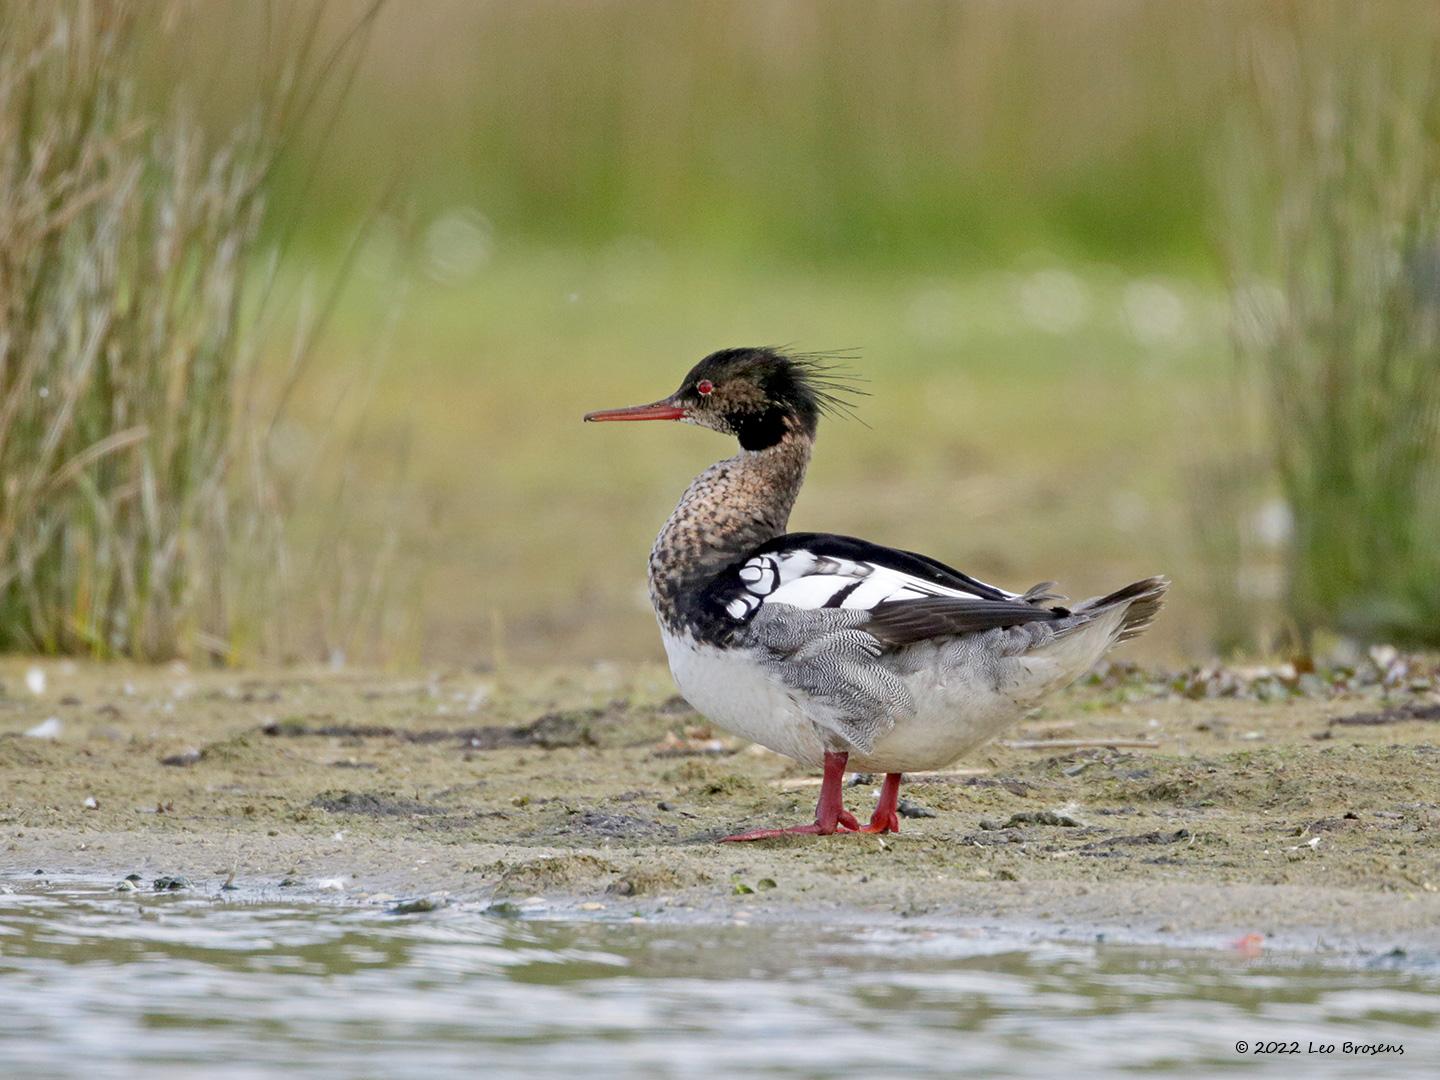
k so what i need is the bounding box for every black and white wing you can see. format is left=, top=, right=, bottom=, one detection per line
left=710, top=532, right=1068, bottom=646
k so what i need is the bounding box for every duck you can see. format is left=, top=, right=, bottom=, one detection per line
left=584, top=347, right=1167, bottom=841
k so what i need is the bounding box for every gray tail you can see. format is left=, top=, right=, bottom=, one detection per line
left=1074, top=575, right=1169, bottom=643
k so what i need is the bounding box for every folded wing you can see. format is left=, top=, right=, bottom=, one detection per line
left=712, top=532, right=1068, bottom=645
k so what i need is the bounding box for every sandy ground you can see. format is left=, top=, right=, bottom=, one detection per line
left=1, top=657, right=1437, bottom=956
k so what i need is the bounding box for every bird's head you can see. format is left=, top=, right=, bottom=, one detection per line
left=583, top=347, right=862, bottom=450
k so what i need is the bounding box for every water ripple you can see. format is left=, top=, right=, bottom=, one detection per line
left=0, top=883, right=1436, bottom=1079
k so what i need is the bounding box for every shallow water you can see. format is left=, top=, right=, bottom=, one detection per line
left=1, top=881, right=1436, bottom=1079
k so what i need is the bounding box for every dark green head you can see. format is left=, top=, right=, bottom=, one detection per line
left=585, top=347, right=862, bottom=450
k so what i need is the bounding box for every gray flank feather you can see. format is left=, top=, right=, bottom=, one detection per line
left=743, top=605, right=915, bottom=754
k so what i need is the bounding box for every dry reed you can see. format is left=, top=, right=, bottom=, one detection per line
left=1209, top=5, right=1440, bottom=649
left=0, top=0, right=379, bottom=660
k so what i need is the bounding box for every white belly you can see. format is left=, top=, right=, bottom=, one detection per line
left=660, top=631, right=828, bottom=766
left=857, top=636, right=1092, bottom=772
left=660, top=630, right=1035, bottom=773
left=858, top=666, right=1024, bottom=773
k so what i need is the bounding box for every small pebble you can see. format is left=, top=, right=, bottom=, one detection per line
left=389, top=897, right=446, bottom=915
left=995, top=810, right=1081, bottom=828
left=24, top=717, right=61, bottom=739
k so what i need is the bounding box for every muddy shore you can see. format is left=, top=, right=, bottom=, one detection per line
left=2, top=658, right=1437, bottom=955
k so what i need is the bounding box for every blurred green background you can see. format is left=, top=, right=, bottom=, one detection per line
left=205, top=0, right=1225, bottom=267
left=256, top=0, right=1239, bottom=666
left=12, top=1, right=1439, bottom=667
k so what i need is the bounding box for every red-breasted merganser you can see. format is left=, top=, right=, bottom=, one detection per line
left=585, top=347, right=1167, bottom=841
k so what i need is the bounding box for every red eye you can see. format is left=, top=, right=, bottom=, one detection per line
left=696, top=379, right=714, bottom=396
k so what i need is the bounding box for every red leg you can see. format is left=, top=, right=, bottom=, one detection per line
left=721, top=750, right=861, bottom=842
left=856, top=772, right=903, bottom=834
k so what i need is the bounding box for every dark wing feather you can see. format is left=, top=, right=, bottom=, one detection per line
left=865, top=596, right=1064, bottom=646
